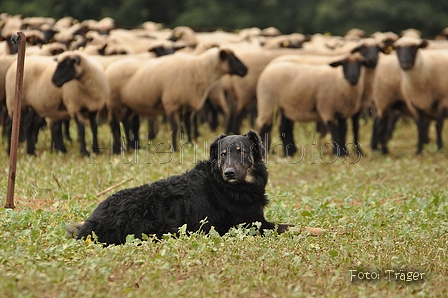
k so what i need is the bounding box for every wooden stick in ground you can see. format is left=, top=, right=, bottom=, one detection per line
left=5, top=32, right=26, bottom=209
left=96, top=177, right=133, bottom=197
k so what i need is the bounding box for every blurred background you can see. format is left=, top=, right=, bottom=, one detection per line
left=1, top=0, right=448, bottom=37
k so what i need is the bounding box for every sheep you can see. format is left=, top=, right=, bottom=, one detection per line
left=5, top=50, right=110, bottom=156
left=223, top=45, right=357, bottom=135
left=256, top=53, right=368, bottom=157
left=168, top=26, right=243, bottom=48
left=105, top=46, right=247, bottom=153
left=392, top=36, right=448, bottom=154
left=261, top=33, right=309, bottom=49
left=370, top=52, right=418, bottom=154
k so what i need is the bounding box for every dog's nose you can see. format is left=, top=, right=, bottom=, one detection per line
left=224, top=168, right=236, bottom=178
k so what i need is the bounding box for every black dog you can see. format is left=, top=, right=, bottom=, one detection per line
left=68, top=131, right=289, bottom=245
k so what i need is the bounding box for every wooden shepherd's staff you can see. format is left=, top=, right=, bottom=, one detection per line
left=5, top=32, right=26, bottom=209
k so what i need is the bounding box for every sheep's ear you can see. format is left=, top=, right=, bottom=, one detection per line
left=219, top=49, right=229, bottom=61
left=209, top=134, right=227, bottom=163
left=420, top=40, right=429, bottom=49
left=329, top=60, right=343, bottom=67
left=245, top=130, right=265, bottom=161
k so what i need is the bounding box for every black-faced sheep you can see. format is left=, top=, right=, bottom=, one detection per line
left=393, top=36, right=448, bottom=154
left=256, top=53, right=368, bottom=156
left=105, top=47, right=247, bottom=153
left=5, top=51, right=110, bottom=156
left=370, top=53, right=418, bottom=154
left=223, top=46, right=351, bottom=135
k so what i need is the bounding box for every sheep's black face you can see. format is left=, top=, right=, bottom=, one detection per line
left=343, top=61, right=363, bottom=85
left=395, top=46, right=419, bottom=71
left=353, top=45, right=380, bottom=68
left=52, top=55, right=80, bottom=87
left=330, top=58, right=364, bottom=86
left=210, top=131, right=265, bottom=184
left=220, top=50, right=248, bottom=77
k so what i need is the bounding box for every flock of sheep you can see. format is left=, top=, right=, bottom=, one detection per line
left=1, top=13, right=448, bottom=157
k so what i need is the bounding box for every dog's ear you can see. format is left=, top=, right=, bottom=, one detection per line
left=209, top=134, right=227, bottom=162
left=245, top=130, right=265, bottom=161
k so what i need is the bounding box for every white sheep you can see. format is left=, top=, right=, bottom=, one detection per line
left=222, top=46, right=353, bottom=134
left=393, top=36, right=448, bottom=154
left=370, top=52, right=418, bottom=154
left=105, top=46, right=248, bottom=152
left=5, top=50, right=110, bottom=156
left=256, top=53, right=368, bottom=156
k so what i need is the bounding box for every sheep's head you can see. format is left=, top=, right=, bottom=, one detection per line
left=393, top=37, right=429, bottom=71
left=219, top=49, right=248, bottom=77
left=51, top=52, right=82, bottom=87
left=329, top=53, right=367, bottom=86
left=351, top=38, right=383, bottom=68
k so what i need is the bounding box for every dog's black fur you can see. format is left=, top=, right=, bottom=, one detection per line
left=68, top=131, right=289, bottom=246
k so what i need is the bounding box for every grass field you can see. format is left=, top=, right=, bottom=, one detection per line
left=1, top=117, right=447, bottom=297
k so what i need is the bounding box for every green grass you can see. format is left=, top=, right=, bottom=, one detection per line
left=1, top=117, right=447, bottom=297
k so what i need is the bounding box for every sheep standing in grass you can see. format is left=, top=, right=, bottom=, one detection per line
left=106, top=47, right=247, bottom=153
left=256, top=53, right=368, bottom=156
left=270, top=38, right=384, bottom=151
left=5, top=51, right=110, bottom=156
left=393, top=37, right=448, bottom=154
left=370, top=53, right=418, bottom=154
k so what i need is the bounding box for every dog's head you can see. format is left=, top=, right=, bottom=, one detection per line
left=210, top=130, right=265, bottom=184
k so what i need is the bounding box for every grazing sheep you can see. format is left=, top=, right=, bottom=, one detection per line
left=106, top=46, right=247, bottom=153
left=256, top=53, right=368, bottom=156
left=5, top=51, right=110, bottom=156
left=393, top=37, right=448, bottom=154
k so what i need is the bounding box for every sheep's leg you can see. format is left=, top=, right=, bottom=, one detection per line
left=226, top=108, right=242, bottom=135
left=74, top=115, right=90, bottom=157
left=33, top=116, right=46, bottom=145
left=379, top=114, right=391, bottom=154
left=259, top=123, right=273, bottom=153
left=5, top=115, right=12, bottom=154
left=370, top=116, right=381, bottom=151
left=329, top=118, right=347, bottom=156
left=147, top=117, right=158, bottom=140
left=50, top=121, right=67, bottom=153
left=123, top=115, right=140, bottom=150
left=184, top=111, right=192, bottom=143
left=316, top=121, right=327, bottom=138
left=23, top=109, right=37, bottom=156
left=435, top=109, right=446, bottom=151
left=63, top=119, right=72, bottom=142
left=204, top=100, right=219, bottom=131
left=385, top=110, right=400, bottom=142
left=351, top=112, right=363, bottom=155
left=89, top=111, right=100, bottom=154
left=415, top=109, right=427, bottom=155
left=192, top=112, right=200, bottom=139
left=110, top=118, right=122, bottom=154
left=279, top=116, right=296, bottom=157
left=168, top=113, right=179, bottom=151
left=338, top=118, right=348, bottom=156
